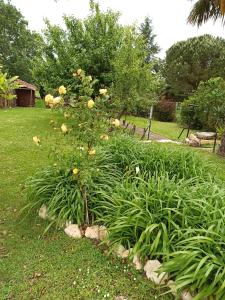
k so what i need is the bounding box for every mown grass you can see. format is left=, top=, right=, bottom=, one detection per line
left=0, top=108, right=171, bottom=300
left=124, top=115, right=193, bottom=140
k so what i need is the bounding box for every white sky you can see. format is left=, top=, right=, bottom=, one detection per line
left=11, top=0, right=225, bottom=57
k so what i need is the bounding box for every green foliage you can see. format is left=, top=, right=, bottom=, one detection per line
left=1, top=108, right=171, bottom=300
left=154, top=99, right=176, bottom=122
left=164, top=35, right=225, bottom=99
left=139, top=16, right=160, bottom=63
left=33, top=1, right=122, bottom=91
left=181, top=77, right=225, bottom=130
left=188, top=0, right=224, bottom=26
left=0, top=70, right=20, bottom=101
left=111, top=27, right=163, bottom=117
left=0, top=0, right=40, bottom=82
left=25, top=145, right=121, bottom=225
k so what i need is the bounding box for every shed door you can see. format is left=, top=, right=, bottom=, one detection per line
left=16, top=89, right=34, bottom=107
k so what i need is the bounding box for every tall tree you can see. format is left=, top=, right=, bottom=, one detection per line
left=188, top=0, right=225, bottom=156
left=139, top=16, right=160, bottom=63
left=112, top=26, right=163, bottom=117
left=0, top=0, right=39, bottom=82
left=33, top=1, right=122, bottom=91
left=164, top=35, right=225, bottom=100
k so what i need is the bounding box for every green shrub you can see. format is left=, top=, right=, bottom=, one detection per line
left=94, top=174, right=225, bottom=298
left=154, top=99, right=176, bottom=122
left=181, top=77, right=225, bottom=130
left=26, top=134, right=224, bottom=297
left=25, top=147, right=121, bottom=225
left=102, top=135, right=214, bottom=181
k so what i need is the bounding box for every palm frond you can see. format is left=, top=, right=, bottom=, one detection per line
left=188, top=0, right=224, bottom=26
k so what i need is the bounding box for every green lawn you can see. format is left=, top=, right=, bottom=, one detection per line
left=124, top=115, right=193, bottom=140
left=0, top=108, right=171, bottom=300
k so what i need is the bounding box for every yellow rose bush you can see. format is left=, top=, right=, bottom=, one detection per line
left=26, top=69, right=123, bottom=227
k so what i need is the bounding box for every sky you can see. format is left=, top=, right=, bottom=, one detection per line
left=10, top=0, right=225, bottom=57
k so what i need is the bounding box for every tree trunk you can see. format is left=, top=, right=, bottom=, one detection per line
left=218, top=130, right=225, bottom=156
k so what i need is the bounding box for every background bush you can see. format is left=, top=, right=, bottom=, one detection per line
left=181, top=77, right=225, bottom=130
left=153, top=98, right=176, bottom=122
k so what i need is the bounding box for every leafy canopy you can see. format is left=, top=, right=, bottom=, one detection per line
left=181, top=77, right=225, bottom=130
left=164, top=34, right=225, bottom=100
left=0, top=0, right=40, bottom=82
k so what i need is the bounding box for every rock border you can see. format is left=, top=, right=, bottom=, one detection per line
left=38, top=206, right=193, bottom=299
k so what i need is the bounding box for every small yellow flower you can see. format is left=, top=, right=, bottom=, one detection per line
left=33, top=136, right=40, bottom=146
left=88, top=75, right=92, bottom=81
left=99, top=88, right=107, bottom=95
left=61, top=123, right=68, bottom=134
left=87, top=99, right=95, bottom=109
left=53, top=96, right=61, bottom=105
left=45, top=94, right=54, bottom=104
left=112, top=119, right=120, bottom=127
left=88, top=148, right=96, bottom=156
left=49, top=120, right=54, bottom=125
left=100, top=134, right=109, bottom=141
left=64, top=112, right=70, bottom=118
left=77, top=69, right=82, bottom=75
left=73, top=168, right=79, bottom=175
left=58, top=85, right=66, bottom=95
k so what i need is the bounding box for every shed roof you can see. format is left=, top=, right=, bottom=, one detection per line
left=16, top=79, right=37, bottom=91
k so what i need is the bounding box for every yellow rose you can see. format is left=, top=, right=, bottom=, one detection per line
left=87, top=99, right=95, bottom=109
left=99, top=88, right=107, bottom=95
left=53, top=97, right=61, bottom=105
left=45, top=94, right=54, bottom=104
left=100, top=134, right=109, bottom=141
left=58, top=85, right=66, bottom=95
left=112, top=119, right=120, bottom=127
left=33, top=136, right=40, bottom=146
left=73, top=168, right=79, bottom=175
left=61, top=123, right=68, bottom=134
left=88, top=149, right=96, bottom=156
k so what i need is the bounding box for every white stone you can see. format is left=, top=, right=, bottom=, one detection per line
left=144, top=260, right=168, bottom=285
left=181, top=290, right=193, bottom=300
left=132, top=254, right=143, bottom=270
left=85, top=225, right=99, bottom=239
left=64, top=224, right=82, bottom=239
left=99, top=225, right=108, bottom=241
left=186, top=134, right=200, bottom=147
left=113, top=244, right=126, bottom=257
left=38, top=204, right=48, bottom=220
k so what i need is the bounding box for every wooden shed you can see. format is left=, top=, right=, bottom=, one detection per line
left=0, top=80, right=37, bottom=108
left=15, top=79, right=37, bottom=107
